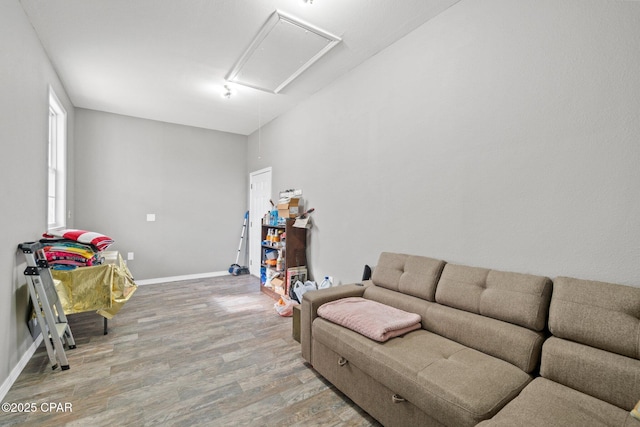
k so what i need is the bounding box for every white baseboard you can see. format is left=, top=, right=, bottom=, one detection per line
left=0, top=333, right=43, bottom=403
left=136, top=271, right=229, bottom=286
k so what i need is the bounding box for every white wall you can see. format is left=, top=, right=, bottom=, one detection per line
left=0, top=0, right=75, bottom=395
left=74, top=109, right=247, bottom=280
left=248, top=0, right=640, bottom=287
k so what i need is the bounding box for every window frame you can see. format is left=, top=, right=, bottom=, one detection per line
left=48, top=87, right=67, bottom=231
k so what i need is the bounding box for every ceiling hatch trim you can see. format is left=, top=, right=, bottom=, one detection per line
left=225, top=9, right=342, bottom=94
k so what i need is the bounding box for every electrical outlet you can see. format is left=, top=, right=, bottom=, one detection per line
left=146, top=213, right=156, bottom=222
left=127, top=252, right=134, bottom=261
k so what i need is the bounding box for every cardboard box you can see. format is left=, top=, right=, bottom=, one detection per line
left=277, top=197, right=302, bottom=218
left=271, top=277, right=285, bottom=295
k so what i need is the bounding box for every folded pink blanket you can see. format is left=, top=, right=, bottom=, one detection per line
left=317, top=297, right=421, bottom=342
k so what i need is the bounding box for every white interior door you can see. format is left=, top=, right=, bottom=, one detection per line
left=249, top=167, right=272, bottom=277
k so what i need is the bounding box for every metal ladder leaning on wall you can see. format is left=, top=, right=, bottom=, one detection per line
left=18, top=242, right=76, bottom=371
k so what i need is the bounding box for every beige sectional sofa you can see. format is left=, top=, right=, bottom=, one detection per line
left=300, top=252, right=640, bottom=426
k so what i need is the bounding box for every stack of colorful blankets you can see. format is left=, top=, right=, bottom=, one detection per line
left=41, top=229, right=115, bottom=270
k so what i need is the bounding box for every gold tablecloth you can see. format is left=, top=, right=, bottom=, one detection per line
left=51, top=252, right=137, bottom=319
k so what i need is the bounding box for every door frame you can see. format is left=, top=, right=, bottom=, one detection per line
left=249, top=167, right=272, bottom=277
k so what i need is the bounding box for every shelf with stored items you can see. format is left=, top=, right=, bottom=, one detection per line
left=260, top=218, right=307, bottom=300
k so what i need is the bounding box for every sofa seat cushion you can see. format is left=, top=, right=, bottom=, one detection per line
left=363, top=283, right=546, bottom=374
left=476, top=377, right=635, bottom=427
left=313, top=318, right=532, bottom=426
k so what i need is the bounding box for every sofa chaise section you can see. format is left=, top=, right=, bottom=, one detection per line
left=478, top=276, right=640, bottom=427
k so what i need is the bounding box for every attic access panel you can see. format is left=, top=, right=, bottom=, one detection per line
left=225, top=10, right=341, bottom=94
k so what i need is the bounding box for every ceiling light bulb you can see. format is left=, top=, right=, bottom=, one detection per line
left=222, top=84, right=233, bottom=99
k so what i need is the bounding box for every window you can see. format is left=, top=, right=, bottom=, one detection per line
left=48, top=88, right=67, bottom=231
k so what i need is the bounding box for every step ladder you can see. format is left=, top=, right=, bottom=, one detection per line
left=19, top=242, right=76, bottom=371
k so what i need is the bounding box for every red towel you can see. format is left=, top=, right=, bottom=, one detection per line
left=43, top=229, right=114, bottom=251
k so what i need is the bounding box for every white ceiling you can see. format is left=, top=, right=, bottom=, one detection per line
left=20, top=0, right=460, bottom=136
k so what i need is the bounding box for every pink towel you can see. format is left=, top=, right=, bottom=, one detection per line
left=317, top=297, right=421, bottom=342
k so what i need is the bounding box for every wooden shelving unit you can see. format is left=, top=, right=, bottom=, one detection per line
left=260, top=218, right=307, bottom=300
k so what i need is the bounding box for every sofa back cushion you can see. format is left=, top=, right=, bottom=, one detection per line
left=425, top=304, right=545, bottom=373
left=541, top=337, right=640, bottom=411
left=548, top=276, right=640, bottom=359
left=371, top=252, right=446, bottom=302
left=435, top=264, right=552, bottom=331
left=541, top=276, right=640, bottom=410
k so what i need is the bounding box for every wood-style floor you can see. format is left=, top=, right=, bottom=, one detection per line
left=1, top=275, right=381, bottom=426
